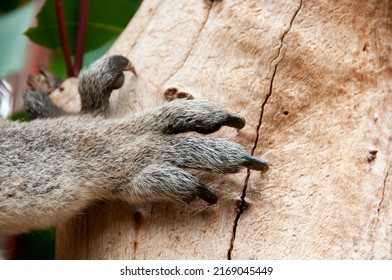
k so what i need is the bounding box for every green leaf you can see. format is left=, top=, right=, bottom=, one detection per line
left=0, top=0, right=26, bottom=14
left=25, top=0, right=140, bottom=54
left=49, top=37, right=116, bottom=79
left=22, top=227, right=56, bottom=260
left=9, top=111, right=31, bottom=122
left=83, top=37, right=116, bottom=66
left=0, top=2, right=35, bottom=78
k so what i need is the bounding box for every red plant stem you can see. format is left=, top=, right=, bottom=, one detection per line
left=74, top=0, right=90, bottom=75
left=55, top=0, right=75, bottom=77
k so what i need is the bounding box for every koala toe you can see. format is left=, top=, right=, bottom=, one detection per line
left=165, top=136, right=268, bottom=174
left=151, top=99, right=246, bottom=134
left=130, top=99, right=248, bottom=136
left=131, top=164, right=218, bottom=204
left=195, top=182, right=218, bottom=204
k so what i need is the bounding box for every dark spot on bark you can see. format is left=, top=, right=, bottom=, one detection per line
left=164, top=88, right=194, bottom=101
left=234, top=199, right=242, bottom=213
left=242, top=200, right=250, bottom=212
left=283, top=110, right=289, bottom=116
left=363, top=43, right=368, bottom=51
left=164, top=88, right=178, bottom=101
left=367, top=149, right=378, bottom=162
left=205, top=0, right=223, bottom=4
left=133, top=211, right=142, bottom=224
left=133, top=241, right=138, bottom=251
left=235, top=198, right=250, bottom=213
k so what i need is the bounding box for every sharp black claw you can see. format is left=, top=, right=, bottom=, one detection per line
left=196, top=183, right=218, bottom=204
left=222, top=114, right=246, bottom=129
left=242, top=155, right=269, bottom=173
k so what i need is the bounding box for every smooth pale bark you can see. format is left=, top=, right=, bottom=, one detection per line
left=55, top=0, right=392, bottom=259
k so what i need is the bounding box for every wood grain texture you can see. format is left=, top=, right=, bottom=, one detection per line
left=55, top=0, right=392, bottom=259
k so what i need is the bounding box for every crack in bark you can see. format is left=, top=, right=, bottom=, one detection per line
left=370, top=161, right=391, bottom=250
left=227, top=0, right=303, bottom=260
left=145, top=206, right=154, bottom=235
left=378, top=164, right=391, bottom=221
left=161, top=1, right=214, bottom=87
left=126, top=0, right=164, bottom=57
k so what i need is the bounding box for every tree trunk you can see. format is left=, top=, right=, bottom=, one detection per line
left=55, top=0, right=392, bottom=259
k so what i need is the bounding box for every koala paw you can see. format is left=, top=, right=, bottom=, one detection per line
left=78, top=55, right=136, bottom=114
left=116, top=99, right=269, bottom=204
left=23, top=90, right=64, bottom=119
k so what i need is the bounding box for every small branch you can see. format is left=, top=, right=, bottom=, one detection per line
left=55, top=0, right=75, bottom=77
left=74, top=0, right=90, bottom=76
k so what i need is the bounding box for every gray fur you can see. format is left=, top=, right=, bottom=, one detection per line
left=0, top=99, right=268, bottom=234
left=23, top=90, right=64, bottom=119
left=1, top=55, right=268, bottom=235
left=23, top=55, right=133, bottom=119
left=78, top=55, right=132, bottom=115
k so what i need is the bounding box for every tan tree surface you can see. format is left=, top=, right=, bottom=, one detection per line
left=54, top=0, right=392, bottom=259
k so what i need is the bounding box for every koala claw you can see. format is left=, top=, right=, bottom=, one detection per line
left=242, top=155, right=269, bottom=173
left=221, top=114, right=246, bottom=130
left=193, top=113, right=245, bottom=134
left=196, top=183, right=219, bottom=204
